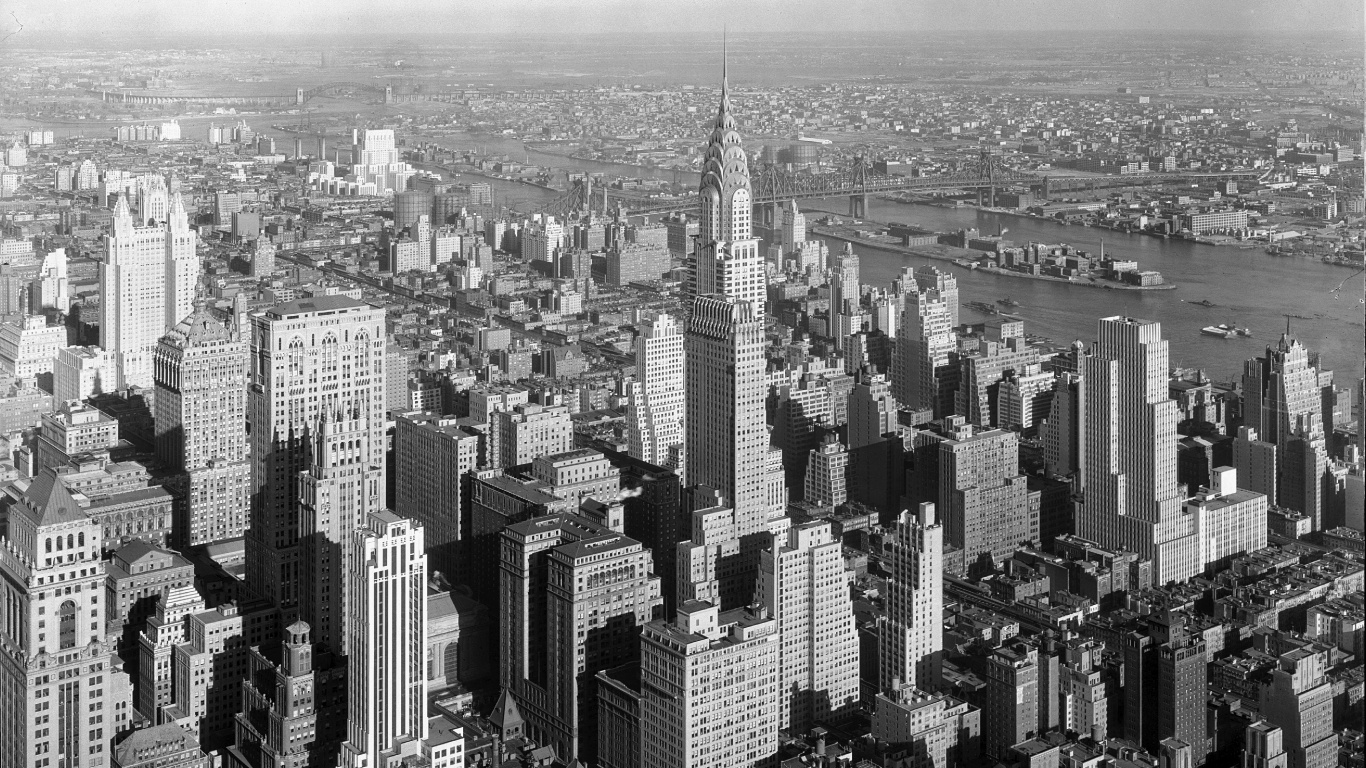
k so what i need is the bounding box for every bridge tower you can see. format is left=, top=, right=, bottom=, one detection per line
left=848, top=155, right=869, bottom=219
left=296, top=88, right=305, bottom=105
left=384, top=85, right=393, bottom=104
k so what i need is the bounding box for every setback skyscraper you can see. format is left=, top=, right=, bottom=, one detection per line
left=245, top=296, right=387, bottom=622
left=101, top=193, right=197, bottom=388
left=1077, top=316, right=1197, bottom=584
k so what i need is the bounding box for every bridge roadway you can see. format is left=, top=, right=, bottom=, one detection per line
left=536, top=167, right=1266, bottom=217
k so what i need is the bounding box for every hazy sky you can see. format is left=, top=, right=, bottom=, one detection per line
left=3, top=0, right=1363, bottom=40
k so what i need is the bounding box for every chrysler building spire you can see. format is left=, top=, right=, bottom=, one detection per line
left=699, top=37, right=752, bottom=246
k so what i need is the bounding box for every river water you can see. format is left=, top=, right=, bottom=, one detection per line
left=799, top=199, right=1363, bottom=383
left=449, top=143, right=1362, bottom=384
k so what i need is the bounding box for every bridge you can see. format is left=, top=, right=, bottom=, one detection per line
left=295, top=82, right=393, bottom=105
left=528, top=154, right=1265, bottom=220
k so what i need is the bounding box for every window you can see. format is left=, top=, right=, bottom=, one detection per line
left=58, top=601, right=77, bottom=650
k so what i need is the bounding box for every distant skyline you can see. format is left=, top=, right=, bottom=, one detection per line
left=1, top=0, right=1362, bottom=41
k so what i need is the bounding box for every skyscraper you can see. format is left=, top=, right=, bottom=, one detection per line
left=1077, top=317, right=1197, bottom=585
left=756, top=520, right=860, bottom=732
left=1242, top=333, right=1333, bottom=529
left=393, top=411, right=481, bottom=581
left=101, top=193, right=197, bottom=388
left=939, top=421, right=1037, bottom=572
left=245, top=296, right=386, bottom=621
left=626, top=313, right=685, bottom=474
left=500, top=514, right=662, bottom=764
left=690, top=58, right=764, bottom=317
left=298, top=411, right=385, bottom=653
left=913, top=265, right=959, bottom=328
left=895, top=283, right=957, bottom=417
left=153, top=303, right=250, bottom=547
left=340, top=512, right=428, bottom=767
left=0, top=472, right=112, bottom=768
left=830, top=243, right=861, bottom=349
left=880, top=503, right=944, bottom=693
left=684, top=295, right=770, bottom=539
left=639, top=601, right=781, bottom=768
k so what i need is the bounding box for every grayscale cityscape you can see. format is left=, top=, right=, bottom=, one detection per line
left=0, top=1, right=1362, bottom=767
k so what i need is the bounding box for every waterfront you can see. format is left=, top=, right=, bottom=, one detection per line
left=422, top=145, right=1362, bottom=380
left=803, top=198, right=1364, bottom=379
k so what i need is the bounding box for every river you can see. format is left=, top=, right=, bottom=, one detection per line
left=798, top=198, right=1363, bottom=383
left=456, top=149, right=1364, bottom=383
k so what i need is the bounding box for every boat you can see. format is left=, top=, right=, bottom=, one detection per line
left=1194, top=299, right=1216, bottom=307
left=967, top=301, right=998, bottom=315
left=1201, top=324, right=1240, bottom=339
left=1236, top=328, right=1252, bottom=337
left=996, top=297, right=1020, bottom=307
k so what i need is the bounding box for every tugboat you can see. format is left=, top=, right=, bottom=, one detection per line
left=967, top=301, right=998, bottom=315
left=1194, top=299, right=1216, bottom=307
left=1236, top=327, right=1252, bottom=337
left=996, top=297, right=1020, bottom=308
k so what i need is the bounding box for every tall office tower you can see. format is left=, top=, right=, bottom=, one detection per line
left=803, top=436, right=850, bottom=508
left=690, top=60, right=765, bottom=317
left=35, top=246, right=70, bottom=313
left=639, top=601, right=781, bottom=768
left=1060, top=638, right=1109, bottom=741
left=154, top=303, right=250, bottom=547
left=626, top=313, right=685, bottom=473
left=895, top=284, right=957, bottom=417
left=233, top=621, right=347, bottom=768
left=340, top=512, right=428, bottom=768
left=213, top=190, right=241, bottom=227
left=1077, top=317, right=1197, bottom=585
left=956, top=326, right=1040, bottom=427
left=136, top=585, right=205, bottom=722
left=246, top=296, right=386, bottom=621
left=1243, top=721, right=1289, bottom=768
left=500, top=514, right=661, bottom=764
left=137, top=175, right=169, bottom=224
left=880, top=503, right=944, bottom=693
left=393, top=412, right=480, bottom=581
left=349, top=128, right=413, bottom=194
left=1259, top=644, right=1335, bottom=768
left=298, top=411, right=385, bottom=653
left=1233, top=426, right=1278, bottom=500
left=780, top=199, right=806, bottom=252
left=982, top=643, right=1040, bottom=762
left=846, top=374, right=903, bottom=518
left=1242, top=333, right=1333, bottom=529
left=101, top=194, right=197, bottom=388
left=0, top=476, right=111, bottom=768
left=1159, top=631, right=1209, bottom=767
left=913, top=265, right=959, bottom=328
left=940, top=421, right=1036, bottom=572
left=251, top=237, right=274, bottom=278
left=684, top=295, right=768, bottom=534
left=830, top=243, right=861, bottom=348
left=1041, top=371, right=1083, bottom=478
left=756, top=520, right=859, bottom=732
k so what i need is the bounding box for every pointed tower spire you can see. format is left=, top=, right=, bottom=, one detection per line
left=113, top=192, right=132, bottom=221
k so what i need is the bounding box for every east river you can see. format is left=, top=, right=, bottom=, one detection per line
left=414, top=130, right=1361, bottom=384
left=18, top=119, right=1354, bottom=384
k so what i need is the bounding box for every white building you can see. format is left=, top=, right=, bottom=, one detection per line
left=100, top=194, right=197, bottom=389
left=341, top=512, right=429, bottom=768
left=0, top=315, right=66, bottom=379
left=35, top=247, right=69, bottom=313
left=756, top=520, right=860, bottom=732
left=246, top=296, right=387, bottom=620
left=0, top=471, right=113, bottom=768
left=53, top=345, right=114, bottom=403
left=881, top=502, right=944, bottom=693
left=639, top=601, right=780, bottom=768
left=626, top=312, right=685, bottom=472
left=803, top=436, right=850, bottom=508
left=1077, top=316, right=1198, bottom=584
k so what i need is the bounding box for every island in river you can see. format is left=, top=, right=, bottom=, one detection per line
left=810, top=221, right=1176, bottom=291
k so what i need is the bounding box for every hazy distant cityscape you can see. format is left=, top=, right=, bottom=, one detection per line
left=0, top=10, right=1361, bottom=768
